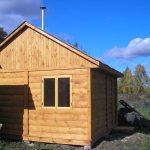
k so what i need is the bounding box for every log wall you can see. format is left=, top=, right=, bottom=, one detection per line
left=91, top=69, right=117, bottom=144
left=28, top=68, right=91, bottom=145
left=0, top=69, right=91, bottom=145
left=0, top=68, right=118, bottom=146
left=0, top=71, right=28, bottom=139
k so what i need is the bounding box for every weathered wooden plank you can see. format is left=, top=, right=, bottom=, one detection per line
left=23, top=71, right=29, bottom=136
left=72, top=101, right=88, bottom=108
left=0, top=95, right=24, bottom=101
left=1, top=130, right=23, bottom=135
left=29, top=77, right=41, bottom=83
left=29, top=126, right=88, bottom=135
left=91, top=70, right=108, bottom=140
left=0, top=106, right=24, bottom=111
left=0, top=118, right=23, bottom=124
left=0, top=78, right=24, bottom=85
left=29, top=113, right=87, bottom=121
left=29, top=69, right=88, bottom=77
left=29, top=89, right=41, bottom=95
left=0, top=112, right=23, bottom=118
left=2, top=124, right=23, bottom=130
left=29, top=120, right=88, bottom=128
left=29, top=131, right=88, bottom=141
left=28, top=83, right=41, bottom=89
left=29, top=108, right=88, bottom=114
left=27, top=136, right=90, bottom=146
left=0, top=100, right=23, bottom=107
left=0, top=89, right=24, bottom=95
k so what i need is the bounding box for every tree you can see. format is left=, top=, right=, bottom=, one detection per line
left=118, top=78, right=124, bottom=93
left=118, top=67, right=133, bottom=94
left=0, top=27, right=7, bottom=43
left=133, top=64, right=149, bottom=94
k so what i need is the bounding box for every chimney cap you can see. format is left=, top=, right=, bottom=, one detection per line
left=40, top=6, right=46, bottom=9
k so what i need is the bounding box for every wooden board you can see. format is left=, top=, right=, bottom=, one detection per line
left=0, top=27, right=97, bottom=71
left=27, top=68, right=90, bottom=145
left=90, top=69, right=117, bottom=145
left=0, top=71, right=28, bottom=138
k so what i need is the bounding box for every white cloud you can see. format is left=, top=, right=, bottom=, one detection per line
left=106, top=38, right=150, bottom=59
left=0, top=0, right=41, bottom=33
left=0, top=14, right=25, bottom=32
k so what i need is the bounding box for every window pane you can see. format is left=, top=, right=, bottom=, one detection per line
left=58, top=78, right=70, bottom=107
left=44, top=78, right=55, bottom=107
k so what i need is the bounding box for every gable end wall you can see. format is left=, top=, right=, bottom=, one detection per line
left=0, top=28, right=98, bottom=71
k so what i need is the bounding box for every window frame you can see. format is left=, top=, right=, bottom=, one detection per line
left=42, top=75, right=72, bottom=109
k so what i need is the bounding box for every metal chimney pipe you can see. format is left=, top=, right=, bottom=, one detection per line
left=40, top=6, right=46, bottom=30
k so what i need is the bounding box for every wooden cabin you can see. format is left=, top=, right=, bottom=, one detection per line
left=0, top=22, right=122, bottom=147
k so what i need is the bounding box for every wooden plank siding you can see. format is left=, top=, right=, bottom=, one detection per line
left=91, top=69, right=107, bottom=144
left=0, top=27, right=97, bottom=71
left=28, top=68, right=91, bottom=145
left=0, top=71, right=28, bottom=139
left=0, top=69, right=91, bottom=145
left=91, top=69, right=117, bottom=144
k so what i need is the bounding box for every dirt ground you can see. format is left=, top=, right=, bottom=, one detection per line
left=93, top=132, right=148, bottom=150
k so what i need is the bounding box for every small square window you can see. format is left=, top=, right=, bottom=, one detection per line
left=42, top=76, right=71, bottom=108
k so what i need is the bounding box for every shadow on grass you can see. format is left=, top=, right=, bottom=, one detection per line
left=138, top=117, right=150, bottom=134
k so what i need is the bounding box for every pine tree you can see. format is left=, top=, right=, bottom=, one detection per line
left=118, top=67, right=133, bottom=94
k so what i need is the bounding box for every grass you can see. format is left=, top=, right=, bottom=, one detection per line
left=0, top=141, right=79, bottom=150
left=124, top=98, right=150, bottom=150
left=117, top=94, right=150, bottom=150
left=137, top=107, right=150, bottom=120
left=137, top=106, right=150, bottom=150
left=138, top=137, right=150, bottom=150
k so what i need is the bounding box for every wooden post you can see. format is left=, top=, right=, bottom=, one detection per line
left=23, top=71, right=29, bottom=140
left=115, top=78, right=118, bottom=126
left=111, top=79, right=113, bottom=127
left=87, top=68, right=92, bottom=146
left=105, top=75, right=108, bottom=129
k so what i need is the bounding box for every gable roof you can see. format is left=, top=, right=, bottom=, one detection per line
left=0, top=21, right=123, bottom=77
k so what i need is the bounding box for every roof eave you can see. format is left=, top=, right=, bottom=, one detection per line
left=99, top=62, right=123, bottom=77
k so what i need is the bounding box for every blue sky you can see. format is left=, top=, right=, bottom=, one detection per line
left=0, top=0, right=150, bottom=75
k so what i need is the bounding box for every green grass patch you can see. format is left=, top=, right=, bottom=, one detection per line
left=138, top=135, right=150, bottom=150
left=136, top=106, right=150, bottom=150
left=136, top=107, right=150, bottom=120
